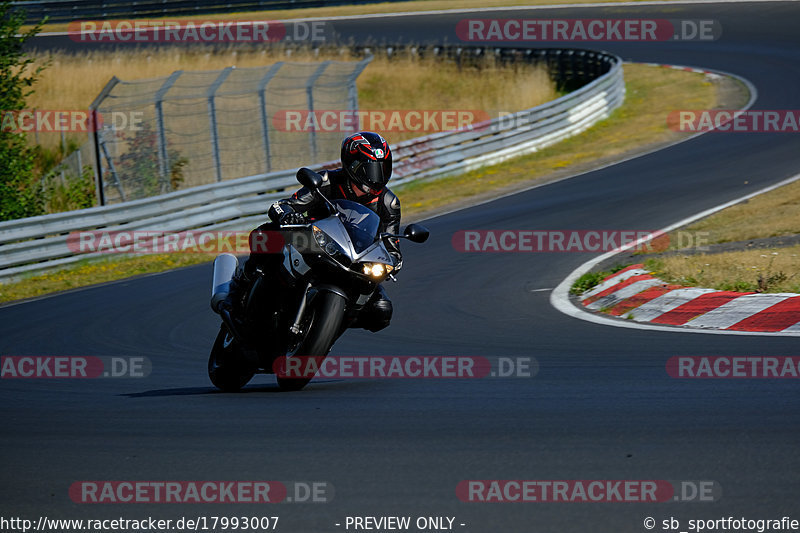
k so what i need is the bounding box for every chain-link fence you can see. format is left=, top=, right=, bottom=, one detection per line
left=90, top=58, right=371, bottom=204
left=38, top=141, right=97, bottom=212
left=43, top=142, right=94, bottom=184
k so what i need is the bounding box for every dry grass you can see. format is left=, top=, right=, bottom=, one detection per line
left=27, top=47, right=555, bottom=150
left=398, top=63, right=723, bottom=216
left=357, top=55, right=555, bottom=142
left=645, top=246, right=800, bottom=294
left=672, top=179, right=800, bottom=246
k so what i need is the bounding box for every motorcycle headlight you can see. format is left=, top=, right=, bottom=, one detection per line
left=360, top=262, right=394, bottom=279
left=312, top=225, right=328, bottom=247
left=313, top=225, right=347, bottom=258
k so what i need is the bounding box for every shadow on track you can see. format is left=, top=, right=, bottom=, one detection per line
left=121, top=380, right=350, bottom=397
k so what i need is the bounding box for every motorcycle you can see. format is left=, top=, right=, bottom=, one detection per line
left=208, top=168, right=430, bottom=391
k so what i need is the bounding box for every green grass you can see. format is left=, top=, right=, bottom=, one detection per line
left=570, top=264, right=629, bottom=296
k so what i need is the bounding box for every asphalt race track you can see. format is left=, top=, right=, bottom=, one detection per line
left=3, top=2, right=800, bottom=532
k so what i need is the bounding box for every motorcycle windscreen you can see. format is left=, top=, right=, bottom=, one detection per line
left=333, top=200, right=381, bottom=254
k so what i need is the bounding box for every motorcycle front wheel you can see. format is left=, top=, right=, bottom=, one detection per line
left=208, top=325, right=255, bottom=392
left=276, top=291, right=346, bottom=391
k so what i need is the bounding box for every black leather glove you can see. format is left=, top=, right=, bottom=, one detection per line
left=390, top=252, right=403, bottom=272
left=279, top=211, right=307, bottom=225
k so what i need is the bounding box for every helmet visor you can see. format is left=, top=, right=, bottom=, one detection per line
left=349, top=160, right=386, bottom=193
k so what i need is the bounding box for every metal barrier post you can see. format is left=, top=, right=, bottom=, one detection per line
left=154, top=70, right=183, bottom=192
left=88, top=77, right=120, bottom=206
left=257, top=62, right=284, bottom=173
left=207, top=67, right=234, bottom=183
left=99, top=127, right=125, bottom=202
left=346, top=56, right=372, bottom=131
left=305, top=61, right=331, bottom=163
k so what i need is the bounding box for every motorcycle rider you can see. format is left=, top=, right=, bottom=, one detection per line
left=222, top=131, right=401, bottom=332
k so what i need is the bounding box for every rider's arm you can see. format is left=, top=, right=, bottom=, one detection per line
left=380, top=190, right=403, bottom=270
left=268, top=171, right=331, bottom=223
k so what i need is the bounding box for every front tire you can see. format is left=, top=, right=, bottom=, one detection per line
left=276, top=291, right=346, bottom=391
left=208, top=326, right=255, bottom=392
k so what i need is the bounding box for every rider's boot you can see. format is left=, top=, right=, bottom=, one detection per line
left=219, top=263, right=251, bottom=317
left=351, top=286, right=393, bottom=332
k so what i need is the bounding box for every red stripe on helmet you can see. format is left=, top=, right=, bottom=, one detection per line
left=358, top=144, right=377, bottom=160
left=347, top=134, right=368, bottom=154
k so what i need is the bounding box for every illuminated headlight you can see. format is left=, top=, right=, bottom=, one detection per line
left=313, top=226, right=346, bottom=258
left=361, top=263, right=394, bottom=278
left=312, top=225, right=328, bottom=246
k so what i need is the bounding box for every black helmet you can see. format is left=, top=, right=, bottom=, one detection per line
left=341, top=131, right=392, bottom=195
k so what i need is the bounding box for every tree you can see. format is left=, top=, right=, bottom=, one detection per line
left=0, top=2, right=47, bottom=221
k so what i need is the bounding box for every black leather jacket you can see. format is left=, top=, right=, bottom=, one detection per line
left=268, top=169, right=403, bottom=267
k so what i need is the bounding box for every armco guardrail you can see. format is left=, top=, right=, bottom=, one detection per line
left=0, top=48, right=623, bottom=282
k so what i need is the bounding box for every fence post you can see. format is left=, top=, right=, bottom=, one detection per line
left=154, top=70, right=183, bottom=193
left=305, top=61, right=331, bottom=163
left=89, top=76, right=120, bottom=206
left=346, top=55, right=372, bottom=131
left=257, top=62, right=284, bottom=173
left=207, top=67, right=234, bottom=183
left=99, top=130, right=125, bottom=202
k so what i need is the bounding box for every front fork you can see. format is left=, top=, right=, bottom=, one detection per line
left=289, top=282, right=313, bottom=336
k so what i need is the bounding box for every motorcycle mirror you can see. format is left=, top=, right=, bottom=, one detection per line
left=297, top=167, right=324, bottom=190
left=403, top=224, right=430, bottom=243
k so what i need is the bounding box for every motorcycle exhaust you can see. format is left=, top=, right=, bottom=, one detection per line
left=210, top=253, right=239, bottom=313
